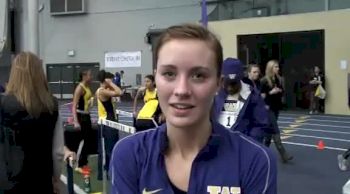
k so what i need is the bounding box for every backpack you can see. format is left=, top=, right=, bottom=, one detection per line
left=0, top=95, right=25, bottom=191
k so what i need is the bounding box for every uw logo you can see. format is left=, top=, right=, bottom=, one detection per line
left=228, top=74, right=237, bottom=79
left=207, top=186, right=241, bottom=194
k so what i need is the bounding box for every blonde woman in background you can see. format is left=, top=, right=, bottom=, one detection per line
left=261, top=59, right=293, bottom=163
left=0, top=52, right=75, bottom=193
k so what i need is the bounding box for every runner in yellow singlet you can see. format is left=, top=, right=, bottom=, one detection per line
left=133, top=75, right=163, bottom=132
left=72, top=69, right=93, bottom=171
left=96, top=70, right=122, bottom=180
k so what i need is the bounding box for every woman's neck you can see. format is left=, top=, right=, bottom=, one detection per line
left=81, top=81, right=88, bottom=86
left=100, top=83, right=107, bottom=88
left=166, top=120, right=212, bottom=159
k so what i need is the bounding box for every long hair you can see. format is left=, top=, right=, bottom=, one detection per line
left=6, top=52, right=55, bottom=118
left=264, top=60, right=281, bottom=88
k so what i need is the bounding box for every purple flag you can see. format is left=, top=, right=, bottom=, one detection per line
left=201, top=0, right=208, bottom=27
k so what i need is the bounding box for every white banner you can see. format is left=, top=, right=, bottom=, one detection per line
left=105, top=51, right=141, bottom=68
left=0, top=0, right=8, bottom=54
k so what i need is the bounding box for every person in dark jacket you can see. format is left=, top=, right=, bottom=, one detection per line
left=113, top=72, right=121, bottom=87
left=0, top=83, right=5, bottom=93
left=261, top=59, right=293, bottom=163
left=0, top=52, right=75, bottom=194
left=242, top=64, right=262, bottom=91
left=309, top=66, right=325, bottom=114
left=212, top=58, right=270, bottom=143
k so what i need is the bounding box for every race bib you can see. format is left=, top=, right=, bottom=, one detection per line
left=218, top=100, right=244, bottom=128
left=218, top=111, right=238, bottom=128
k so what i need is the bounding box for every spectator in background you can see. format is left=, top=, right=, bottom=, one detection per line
left=0, top=52, right=75, bottom=193
left=261, top=59, right=293, bottom=163
left=243, top=64, right=261, bottom=91
left=120, top=70, right=125, bottom=87
left=0, top=83, right=5, bottom=93
left=114, top=70, right=131, bottom=101
left=309, top=66, right=324, bottom=114
left=113, top=72, right=121, bottom=88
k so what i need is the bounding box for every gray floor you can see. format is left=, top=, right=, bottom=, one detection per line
left=277, top=112, right=350, bottom=194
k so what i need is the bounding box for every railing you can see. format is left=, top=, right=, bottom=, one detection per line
left=206, top=0, right=350, bottom=21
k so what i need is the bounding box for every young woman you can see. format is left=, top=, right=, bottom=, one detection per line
left=0, top=52, right=74, bottom=193
left=243, top=64, right=261, bottom=91
left=132, top=74, right=162, bottom=132
left=261, top=60, right=293, bottom=163
left=72, top=69, right=94, bottom=170
left=110, top=24, right=277, bottom=194
left=309, top=66, right=324, bottom=114
left=96, top=70, right=122, bottom=180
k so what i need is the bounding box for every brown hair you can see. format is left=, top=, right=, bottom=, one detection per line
left=154, top=23, right=223, bottom=77
left=79, top=69, right=91, bottom=82
left=6, top=52, right=55, bottom=118
left=247, top=64, right=260, bottom=73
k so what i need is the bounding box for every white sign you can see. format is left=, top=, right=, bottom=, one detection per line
left=340, top=60, right=348, bottom=70
left=105, top=51, right=142, bottom=68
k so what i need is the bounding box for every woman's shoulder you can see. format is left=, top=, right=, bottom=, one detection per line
left=1, top=94, right=22, bottom=109
left=260, top=77, right=268, bottom=83
left=112, top=127, right=162, bottom=158
left=218, top=125, right=274, bottom=162
left=221, top=129, right=277, bottom=191
left=223, top=129, right=276, bottom=177
left=259, top=77, right=270, bottom=88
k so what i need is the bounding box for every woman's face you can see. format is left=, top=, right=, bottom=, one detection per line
left=144, top=77, right=154, bottom=89
left=84, top=70, right=93, bottom=83
left=272, top=64, right=280, bottom=75
left=314, top=66, right=320, bottom=74
left=156, top=39, right=220, bottom=129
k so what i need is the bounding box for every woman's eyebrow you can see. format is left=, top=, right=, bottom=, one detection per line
left=190, top=66, right=210, bottom=71
left=158, top=64, right=177, bottom=69
left=158, top=65, right=211, bottom=72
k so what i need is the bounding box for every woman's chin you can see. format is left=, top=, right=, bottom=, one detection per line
left=167, top=117, right=198, bottom=129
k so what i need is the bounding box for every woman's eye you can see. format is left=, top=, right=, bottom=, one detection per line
left=162, top=72, right=176, bottom=78
left=192, top=73, right=205, bottom=81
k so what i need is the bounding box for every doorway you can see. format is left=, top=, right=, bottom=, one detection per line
left=238, top=30, right=325, bottom=110
left=47, top=63, right=100, bottom=99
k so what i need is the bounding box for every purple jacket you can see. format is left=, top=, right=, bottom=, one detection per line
left=110, top=122, right=277, bottom=194
left=212, top=58, right=273, bottom=141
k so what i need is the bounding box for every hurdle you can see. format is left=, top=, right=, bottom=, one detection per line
left=98, top=117, right=136, bottom=194
left=98, top=118, right=136, bottom=134
left=115, top=109, right=134, bottom=118
left=115, top=108, right=159, bottom=129
left=97, top=108, right=158, bottom=194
